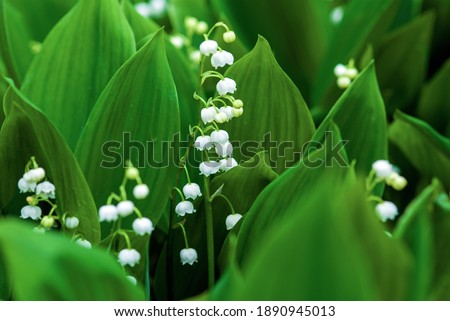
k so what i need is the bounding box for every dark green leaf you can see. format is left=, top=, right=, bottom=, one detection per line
left=168, top=0, right=213, bottom=35
left=311, top=62, right=388, bottom=175
left=212, top=0, right=330, bottom=101
left=0, top=80, right=100, bottom=244
left=416, top=58, right=450, bottom=134
left=389, top=110, right=450, bottom=189
left=0, top=219, right=144, bottom=300
left=75, top=30, right=180, bottom=228
left=375, top=12, right=434, bottom=113
left=21, top=0, right=136, bottom=149
left=223, top=36, right=315, bottom=174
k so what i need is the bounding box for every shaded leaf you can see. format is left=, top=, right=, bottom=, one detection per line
left=21, top=0, right=136, bottom=148
left=0, top=219, right=144, bottom=300
left=223, top=36, right=315, bottom=174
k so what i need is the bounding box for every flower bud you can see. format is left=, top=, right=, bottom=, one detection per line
left=65, top=217, right=79, bottom=229
left=337, top=76, right=351, bottom=89
left=126, top=167, right=140, bottom=180
left=41, top=216, right=55, bottom=229
left=225, top=213, right=242, bottom=230
left=133, top=184, right=150, bottom=199
left=392, top=176, right=407, bottom=191
left=223, top=31, right=236, bottom=43
left=231, top=107, right=243, bottom=118
left=195, top=21, right=208, bottom=34
left=233, top=99, right=244, bottom=108
left=184, top=16, right=198, bottom=30
left=214, top=111, right=228, bottom=123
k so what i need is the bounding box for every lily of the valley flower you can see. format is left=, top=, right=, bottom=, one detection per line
left=372, top=160, right=394, bottom=179
left=76, top=238, right=92, bottom=249
left=118, top=249, right=141, bottom=267
left=20, top=205, right=42, bottom=220
left=99, top=205, right=119, bottom=222
left=117, top=200, right=135, bottom=217
left=225, top=213, right=242, bottom=230
left=175, top=201, right=196, bottom=216
left=199, top=161, right=220, bottom=177
left=223, top=31, right=236, bottom=43
left=219, top=158, right=238, bottom=172
left=40, top=216, right=55, bottom=229
left=219, top=106, right=234, bottom=121
left=201, top=107, right=217, bottom=124
left=211, top=50, right=234, bottom=69
left=183, top=183, right=202, bottom=200
left=65, top=217, right=79, bottom=229
left=18, top=178, right=36, bottom=193
left=180, top=248, right=198, bottom=265
left=194, top=135, right=213, bottom=151
left=133, top=184, right=149, bottom=199
left=23, top=167, right=45, bottom=183
left=127, top=276, right=137, bottom=285
left=199, top=40, right=218, bottom=56
left=35, top=181, right=56, bottom=199
left=215, top=141, right=233, bottom=157
left=375, top=201, right=399, bottom=222
left=216, top=78, right=236, bottom=96
left=132, top=217, right=155, bottom=236
left=210, top=130, right=229, bottom=144
left=231, top=107, right=243, bottom=118
left=214, top=111, right=228, bottom=124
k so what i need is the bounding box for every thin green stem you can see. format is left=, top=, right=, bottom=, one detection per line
left=183, top=166, right=192, bottom=184
left=212, top=194, right=235, bottom=214
left=203, top=175, right=215, bottom=289
left=117, top=230, right=132, bottom=249
left=172, top=187, right=185, bottom=201
left=367, top=195, right=384, bottom=203
left=178, top=223, right=190, bottom=248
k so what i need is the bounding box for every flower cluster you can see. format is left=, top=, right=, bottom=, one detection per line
left=334, top=60, right=359, bottom=89
left=367, top=159, right=408, bottom=223
left=17, top=157, right=84, bottom=236
left=98, top=163, right=154, bottom=274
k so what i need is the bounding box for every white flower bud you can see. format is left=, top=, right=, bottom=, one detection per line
left=117, top=200, right=135, bottom=217
left=196, top=21, right=208, bottom=34
left=231, top=107, right=243, bottom=118
left=24, top=168, right=45, bottom=183
left=201, top=107, right=217, bottom=124
left=215, top=141, right=233, bottom=157
left=118, top=248, right=141, bottom=267
left=225, top=213, right=242, bottom=230
left=214, top=111, right=229, bottom=123
left=134, top=3, right=151, bottom=18
left=189, top=50, right=201, bottom=64
left=65, top=217, right=79, bottom=229
left=392, top=176, right=407, bottom=191
left=211, top=50, right=234, bottom=69
left=219, top=106, right=234, bottom=120
left=99, top=205, right=119, bottom=222
left=216, top=77, right=237, bottom=96
left=210, top=130, right=229, bottom=144
left=133, top=184, right=149, bottom=199
left=372, top=160, right=394, bottom=179
left=199, top=40, right=218, bottom=56
left=223, top=31, right=236, bottom=43
left=334, top=64, right=347, bottom=77
left=183, top=183, right=202, bottom=200
left=199, top=161, right=220, bottom=177
left=375, top=201, right=399, bottom=222
left=170, top=35, right=184, bottom=48
left=386, top=172, right=400, bottom=186
left=35, top=181, right=56, bottom=199
left=41, top=216, right=55, bottom=229
left=219, top=158, right=238, bottom=172
left=233, top=99, right=244, bottom=108
left=126, top=167, right=140, bottom=180
left=184, top=16, right=198, bottom=30
left=127, top=276, right=137, bottom=285
left=76, top=238, right=92, bottom=249
left=132, top=217, right=155, bottom=236
left=337, top=76, right=351, bottom=89
left=180, top=248, right=198, bottom=265
left=346, top=67, right=358, bottom=79
left=195, top=135, right=213, bottom=151
left=20, top=205, right=42, bottom=220
left=175, top=201, right=196, bottom=216
left=18, top=178, right=36, bottom=193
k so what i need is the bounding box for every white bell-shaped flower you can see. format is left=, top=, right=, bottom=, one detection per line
left=35, top=181, right=56, bottom=199
left=216, top=78, right=236, bottom=96
left=99, top=205, right=119, bottom=222
left=183, top=183, right=202, bottom=200
left=175, top=201, right=196, bottom=216
left=334, top=64, right=347, bottom=77
left=215, top=141, right=233, bottom=157
left=20, top=205, right=42, bottom=220
left=226, top=213, right=242, bottom=230
left=375, top=201, right=399, bottom=222
left=195, top=135, right=213, bottom=151
left=180, top=248, right=198, bottom=265
left=117, top=200, right=135, bottom=217
left=18, top=178, right=36, bottom=193
left=201, top=107, right=217, bottom=124
left=219, top=158, right=238, bottom=172
left=210, top=130, right=229, bottom=144
left=199, top=40, right=218, bottom=56
left=132, top=217, right=155, bottom=236
left=199, top=161, right=220, bottom=177
left=65, top=217, right=79, bottom=229
left=133, top=184, right=149, bottom=199
left=219, top=106, right=234, bottom=121
left=76, top=238, right=92, bottom=249
left=118, top=248, right=141, bottom=267
left=372, top=160, right=394, bottom=179
left=23, top=167, right=45, bottom=183
left=211, top=50, right=234, bottom=69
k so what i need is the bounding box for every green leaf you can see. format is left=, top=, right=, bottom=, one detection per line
left=375, top=12, right=434, bottom=113
left=223, top=36, right=315, bottom=174
left=313, top=0, right=396, bottom=104
left=212, top=0, right=329, bottom=101
left=75, top=30, right=179, bottom=229
left=394, top=179, right=442, bottom=300
left=0, top=81, right=100, bottom=244
left=21, top=0, right=135, bottom=149
left=168, top=0, right=213, bottom=35
left=311, top=62, right=388, bottom=175
left=416, top=58, right=450, bottom=134
left=389, top=110, right=450, bottom=189
left=123, top=0, right=160, bottom=45
left=0, top=219, right=144, bottom=300
left=232, top=174, right=410, bottom=300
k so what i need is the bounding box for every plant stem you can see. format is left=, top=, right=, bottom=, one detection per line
left=203, top=175, right=215, bottom=289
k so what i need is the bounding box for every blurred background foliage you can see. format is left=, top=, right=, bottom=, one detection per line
left=0, top=0, right=449, bottom=301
